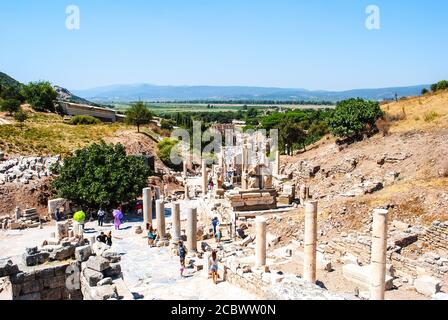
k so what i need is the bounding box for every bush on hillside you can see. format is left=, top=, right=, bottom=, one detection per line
left=21, top=81, right=58, bottom=112
left=52, top=142, right=151, bottom=210
left=157, top=138, right=181, bottom=171
left=161, top=119, right=176, bottom=131
left=431, top=80, right=448, bottom=93
left=0, top=99, right=21, bottom=115
left=69, top=115, right=101, bottom=125
left=329, top=98, right=384, bottom=139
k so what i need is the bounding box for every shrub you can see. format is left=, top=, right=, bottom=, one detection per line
left=14, top=108, right=28, bottom=130
left=157, top=138, right=181, bottom=170
left=161, top=119, right=176, bottom=131
left=0, top=99, right=21, bottom=115
left=424, top=111, right=440, bottom=122
left=69, top=115, right=101, bottom=125
left=421, top=88, right=429, bottom=95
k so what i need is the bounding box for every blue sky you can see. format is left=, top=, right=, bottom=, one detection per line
left=0, top=0, right=447, bottom=91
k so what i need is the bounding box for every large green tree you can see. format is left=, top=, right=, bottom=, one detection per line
left=277, top=119, right=307, bottom=155
left=52, top=143, right=151, bottom=210
left=21, top=81, right=58, bottom=112
left=125, top=101, right=153, bottom=132
left=329, top=98, right=383, bottom=139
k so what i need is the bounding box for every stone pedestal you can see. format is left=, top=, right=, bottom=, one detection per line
left=304, top=201, right=318, bottom=284
left=370, top=209, right=388, bottom=301
left=172, top=202, right=181, bottom=242
left=256, top=217, right=267, bottom=267
left=155, top=200, right=166, bottom=239
left=143, top=187, right=153, bottom=226
left=186, top=208, right=198, bottom=252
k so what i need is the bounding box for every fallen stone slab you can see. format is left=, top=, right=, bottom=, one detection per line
left=83, top=268, right=104, bottom=287
left=0, top=259, right=19, bottom=277
left=342, top=264, right=394, bottom=291
left=86, top=256, right=110, bottom=272
left=22, top=252, right=50, bottom=267
left=414, top=276, right=442, bottom=297
left=295, top=251, right=332, bottom=272
left=49, top=245, right=75, bottom=261
left=103, top=263, right=122, bottom=278
left=91, top=284, right=119, bottom=300
left=75, top=245, right=92, bottom=262
left=101, top=250, right=121, bottom=263
left=432, top=292, right=448, bottom=300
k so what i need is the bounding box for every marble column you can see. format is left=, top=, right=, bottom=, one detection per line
left=172, top=202, right=181, bottom=242
left=370, top=208, right=389, bottom=301
left=201, top=160, right=208, bottom=196
left=273, top=150, right=280, bottom=176
left=155, top=200, right=166, bottom=239
left=184, top=183, right=190, bottom=200
left=304, top=201, right=318, bottom=284
left=143, top=187, right=153, bottom=226
left=255, top=217, right=267, bottom=267
left=186, top=207, right=198, bottom=252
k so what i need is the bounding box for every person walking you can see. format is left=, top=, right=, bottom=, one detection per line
left=211, top=217, right=219, bottom=236
left=178, top=241, right=187, bottom=277
left=106, top=231, right=113, bottom=246
left=97, top=207, right=105, bottom=226
left=209, top=250, right=219, bottom=284
left=113, top=205, right=123, bottom=230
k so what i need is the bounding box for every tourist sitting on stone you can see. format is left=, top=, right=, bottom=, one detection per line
left=178, top=240, right=187, bottom=277
left=209, top=250, right=219, bottom=285
left=147, top=225, right=157, bottom=246
left=106, top=231, right=113, bottom=246
left=96, top=232, right=107, bottom=244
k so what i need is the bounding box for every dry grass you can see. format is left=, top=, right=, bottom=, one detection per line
left=382, top=91, right=448, bottom=133
left=0, top=112, right=127, bottom=156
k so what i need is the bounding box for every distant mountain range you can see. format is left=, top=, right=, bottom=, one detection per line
left=72, top=83, right=430, bottom=103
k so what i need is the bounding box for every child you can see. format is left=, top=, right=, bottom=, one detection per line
left=215, top=225, right=222, bottom=244
left=147, top=224, right=157, bottom=246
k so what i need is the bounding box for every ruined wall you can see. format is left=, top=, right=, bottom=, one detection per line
left=0, top=260, right=82, bottom=300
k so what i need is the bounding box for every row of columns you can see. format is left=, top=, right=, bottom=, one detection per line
left=143, top=187, right=198, bottom=251
left=254, top=200, right=389, bottom=300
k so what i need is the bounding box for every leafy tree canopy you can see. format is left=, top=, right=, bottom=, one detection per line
left=329, top=98, right=383, bottom=139
left=52, top=142, right=151, bottom=210
left=21, top=81, right=58, bottom=112
left=125, top=101, right=153, bottom=132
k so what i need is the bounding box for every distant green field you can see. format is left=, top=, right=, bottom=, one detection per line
left=112, top=103, right=332, bottom=115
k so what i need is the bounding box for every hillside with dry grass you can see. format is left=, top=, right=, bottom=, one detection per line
left=280, top=90, right=448, bottom=232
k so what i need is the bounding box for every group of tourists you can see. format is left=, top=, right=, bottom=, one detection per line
left=96, top=231, right=113, bottom=246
